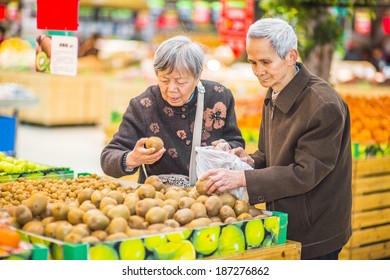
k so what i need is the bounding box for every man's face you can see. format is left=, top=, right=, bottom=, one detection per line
left=246, top=37, right=294, bottom=93
left=157, top=68, right=200, bottom=107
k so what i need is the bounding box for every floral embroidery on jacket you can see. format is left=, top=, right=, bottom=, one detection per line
left=177, top=130, right=187, bottom=140
left=140, top=98, right=152, bottom=107
left=164, top=107, right=174, bottom=117
left=203, top=102, right=227, bottom=130
left=213, top=85, right=225, bottom=93
left=168, top=148, right=178, bottom=158
left=149, top=122, right=160, bottom=134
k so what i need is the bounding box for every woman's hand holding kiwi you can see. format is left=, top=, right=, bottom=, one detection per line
left=125, top=137, right=165, bottom=169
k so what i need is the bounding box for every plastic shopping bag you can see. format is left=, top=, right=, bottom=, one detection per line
left=195, top=146, right=253, bottom=200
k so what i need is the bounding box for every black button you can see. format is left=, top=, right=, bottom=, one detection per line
left=181, top=114, right=186, bottom=119
left=185, top=140, right=191, bottom=146
left=257, top=196, right=265, bottom=203
left=181, top=106, right=187, bottom=112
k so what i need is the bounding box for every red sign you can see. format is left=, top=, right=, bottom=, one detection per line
left=0, top=5, right=6, bottom=21
left=382, top=12, right=390, bottom=35
left=354, top=9, right=371, bottom=35
left=218, top=0, right=254, bottom=58
left=37, top=0, right=79, bottom=31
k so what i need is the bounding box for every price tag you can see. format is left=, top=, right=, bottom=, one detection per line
left=35, top=35, right=78, bottom=76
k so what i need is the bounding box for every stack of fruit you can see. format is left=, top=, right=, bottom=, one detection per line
left=0, top=174, right=284, bottom=260
left=0, top=152, right=73, bottom=183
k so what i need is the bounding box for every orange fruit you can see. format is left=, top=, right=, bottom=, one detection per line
left=0, top=225, right=20, bottom=248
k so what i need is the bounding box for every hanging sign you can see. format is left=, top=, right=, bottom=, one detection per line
left=0, top=5, right=5, bottom=21
left=355, top=9, right=371, bottom=35
left=36, top=0, right=79, bottom=31
left=35, top=35, right=78, bottom=76
left=382, top=11, right=390, bottom=35
left=218, top=0, right=254, bottom=58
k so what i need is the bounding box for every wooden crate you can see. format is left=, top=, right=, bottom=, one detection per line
left=207, top=240, right=301, bottom=260
left=340, top=156, right=390, bottom=260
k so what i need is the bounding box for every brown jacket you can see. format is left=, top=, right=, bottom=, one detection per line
left=246, top=63, right=352, bottom=259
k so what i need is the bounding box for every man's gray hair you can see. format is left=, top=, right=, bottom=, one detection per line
left=153, top=35, right=205, bottom=79
left=247, top=18, right=298, bottom=59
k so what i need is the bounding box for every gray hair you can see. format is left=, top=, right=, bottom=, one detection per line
left=247, top=18, right=297, bottom=59
left=153, top=36, right=205, bottom=79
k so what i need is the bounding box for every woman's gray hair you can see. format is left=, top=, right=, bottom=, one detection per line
left=247, top=18, right=297, bottom=59
left=153, top=35, right=205, bottom=79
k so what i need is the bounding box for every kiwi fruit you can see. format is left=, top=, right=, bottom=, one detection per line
left=135, top=198, right=158, bottom=218
left=99, top=196, right=117, bottom=210
left=67, top=208, right=85, bottom=225
left=64, top=233, right=83, bottom=244
left=123, top=196, right=139, bottom=215
left=162, top=204, right=175, bottom=219
left=106, top=190, right=125, bottom=205
left=107, top=204, right=130, bottom=220
left=91, top=230, right=108, bottom=241
left=145, top=206, right=167, bottom=224
left=219, top=193, right=237, bottom=208
left=35, top=51, right=49, bottom=72
left=164, top=219, right=180, bottom=228
left=107, top=217, right=128, bottom=234
left=77, top=188, right=94, bottom=205
left=54, top=221, right=73, bottom=241
left=128, top=215, right=146, bottom=229
left=52, top=202, right=70, bottom=221
left=22, top=221, right=45, bottom=235
left=219, top=205, right=236, bottom=222
left=15, top=204, right=33, bottom=225
left=86, top=214, right=110, bottom=231
left=237, top=212, right=252, bottom=221
left=23, top=192, right=48, bottom=216
left=190, top=202, right=207, bottom=219
left=144, top=175, right=164, bottom=191
left=233, top=200, right=249, bottom=216
left=173, top=208, right=195, bottom=225
left=105, top=232, right=128, bottom=241
left=224, top=217, right=237, bottom=224
left=178, top=197, right=196, bottom=209
left=145, top=136, right=164, bottom=152
left=205, top=196, right=223, bottom=217
left=195, top=178, right=210, bottom=195
left=248, top=206, right=264, bottom=217
left=137, top=184, right=156, bottom=199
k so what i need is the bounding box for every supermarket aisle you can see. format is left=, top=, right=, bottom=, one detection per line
left=15, top=124, right=106, bottom=175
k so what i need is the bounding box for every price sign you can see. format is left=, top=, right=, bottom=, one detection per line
left=218, top=0, right=254, bottom=58
left=37, top=0, right=79, bottom=31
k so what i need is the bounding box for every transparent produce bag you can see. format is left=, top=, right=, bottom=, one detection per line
left=195, top=146, right=253, bottom=200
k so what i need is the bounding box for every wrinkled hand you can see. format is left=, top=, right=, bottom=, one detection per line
left=230, top=147, right=255, bottom=167
left=125, top=138, right=166, bottom=169
left=199, top=168, right=246, bottom=195
left=211, top=139, right=231, bottom=151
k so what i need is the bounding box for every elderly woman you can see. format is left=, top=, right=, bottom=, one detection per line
left=101, top=35, right=244, bottom=184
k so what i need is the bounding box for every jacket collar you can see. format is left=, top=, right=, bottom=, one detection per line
left=264, top=62, right=311, bottom=114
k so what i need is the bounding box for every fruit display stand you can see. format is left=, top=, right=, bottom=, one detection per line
left=0, top=174, right=296, bottom=260
left=16, top=209, right=288, bottom=260
left=339, top=155, right=390, bottom=260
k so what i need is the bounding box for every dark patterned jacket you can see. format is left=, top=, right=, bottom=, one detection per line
left=101, top=79, right=245, bottom=183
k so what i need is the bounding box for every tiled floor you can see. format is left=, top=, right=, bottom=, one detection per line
left=15, top=123, right=106, bottom=176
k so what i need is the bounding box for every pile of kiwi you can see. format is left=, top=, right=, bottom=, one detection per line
left=0, top=174, right=266, bottom=244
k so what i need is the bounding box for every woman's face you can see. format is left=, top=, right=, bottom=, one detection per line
left=157, top=68, right=200, bottom=107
